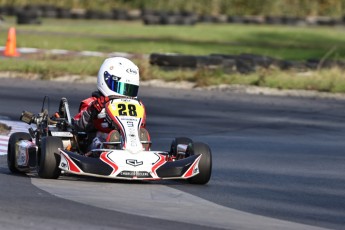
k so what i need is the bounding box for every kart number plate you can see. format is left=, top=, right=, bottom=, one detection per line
left=108, top=101, right=144, bottom=118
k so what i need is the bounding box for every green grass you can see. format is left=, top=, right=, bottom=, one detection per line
left=0, top=55, right=103, bottom=78
left=150, top=66, right=345, bottom=93
left=2, top=54, right=345, bottom=93
left=236, top=68, right=345, bottom=93
left=1, top=17, right=345, bottom=60
left=1, top=17, right=345, bottom=93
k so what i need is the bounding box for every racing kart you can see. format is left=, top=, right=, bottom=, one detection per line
left=7, top=96, right=212, bottom=184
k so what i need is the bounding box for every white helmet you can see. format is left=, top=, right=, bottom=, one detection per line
left=97, top=57, right=140, bottom=97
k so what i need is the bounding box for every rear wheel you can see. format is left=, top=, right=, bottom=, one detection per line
left=139, top=128, right=151, bottom=151
left=37, top=136, right=62, bottom=179
left=170, top=137, right=193, bottom=158
left=7, top=132, right=32, bottom=174
left=187, top=142, right=212, bottom=185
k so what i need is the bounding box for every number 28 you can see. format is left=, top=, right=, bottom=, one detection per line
left=117, top=104, right=137, bottom=116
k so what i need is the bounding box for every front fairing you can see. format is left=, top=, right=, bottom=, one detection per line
left=59, top=149, right=201, bottom=180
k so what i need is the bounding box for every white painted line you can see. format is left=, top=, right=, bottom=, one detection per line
left=108, top=52, right=133, bottom=58
left=0, top=46, right=143, bottom=60
left=17, top=47, right=39, bottom=53
left=48, top=49, right=70, bottom=55
left=0, top=139, right=8, bottom=155
left=79, top=51, right=105, bottom=57
left=0, top=141, right=7, bottom=146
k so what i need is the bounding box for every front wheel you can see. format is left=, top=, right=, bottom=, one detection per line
left=7, top=132, right=32, bottom=173
left=170, top=137, right=193, bottom=158
left=37, top=136, right=62, bottom=179
left=187, top=142, right=212, bottom=185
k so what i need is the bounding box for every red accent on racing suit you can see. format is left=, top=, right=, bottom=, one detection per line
left=73, top=96, right=147, bottom=133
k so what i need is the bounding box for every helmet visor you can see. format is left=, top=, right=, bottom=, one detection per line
left=104, top=71, right=139, bottom=97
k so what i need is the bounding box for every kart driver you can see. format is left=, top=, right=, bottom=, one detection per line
left=73, top=57, right=150, bottom=152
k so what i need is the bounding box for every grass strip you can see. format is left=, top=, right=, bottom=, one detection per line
left=1, top=18, right=345, bottom=93
left=2, top=55, right=345, bottom=93
left=0, top=18, right=345, bottom=60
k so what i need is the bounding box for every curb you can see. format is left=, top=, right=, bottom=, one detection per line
left=0, top=119, right=31, bottom=155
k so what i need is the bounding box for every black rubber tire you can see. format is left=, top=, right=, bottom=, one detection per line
left=139, top=128, right=151, bottom=151
left=16, top=10, right=41, bottom=25
left=56, top=8, right=71, bottom=19
left=170, top=137, right=193, bottom=157
left=37, top=136, right=62, bottom=179
left=196, top=56, right=223, bottom=67
left=42, top=7, right=58, bottom=18
left=150, top=53, right=197, bottom=68
left=143, top=15, right=161, bottom=25
left=112, top=9, right=129, bottom=20
left=181, top=16, right=197, bottom=25
left=187, top=142, right=212, bottom=185
left=7, top=132, right=32, bottom=174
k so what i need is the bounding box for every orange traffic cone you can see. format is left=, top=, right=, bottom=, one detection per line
left=4, top=27, right=19, bottom=57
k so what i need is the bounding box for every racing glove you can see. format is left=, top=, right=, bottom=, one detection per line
left=88, top=96, right=110, bottom=117
left=93, top=96, right=110, bottom=113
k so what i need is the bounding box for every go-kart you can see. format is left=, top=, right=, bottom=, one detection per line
left=7, top=96, right=212, bottom=184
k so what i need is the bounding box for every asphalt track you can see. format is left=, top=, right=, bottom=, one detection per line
left=0, top=78, right=345, bottom=229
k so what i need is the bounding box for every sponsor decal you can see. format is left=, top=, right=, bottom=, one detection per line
left=126, top=159, right=143, bottom=167
left=121, top=117, right=136, bottom=121
left=126, top=68, right=138, bottom=75
left=127, top=121, right=134, bottom=127
left=60, top=162, right=67, bottom=168
left=118, top=171, right=151, bottom=178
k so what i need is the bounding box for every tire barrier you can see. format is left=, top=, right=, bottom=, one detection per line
left=56, top=8, right=71, bottom=19
left=112, top=9, right=142, bottom=21
left=142, top=11, right=198, bottom=25
left=85, top=10, right=109, bottom=20
left=1, top=4, right=344, bottom=27
left=150, top=53, right=345, bottom=74
left=150, top=53, right=197, bottom=68
left=40, top=5, right=57, bottom=18
left=16, top=10, right=41, bottom=25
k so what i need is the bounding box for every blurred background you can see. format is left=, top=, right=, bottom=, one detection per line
left=1, top=0, right=345, bottom=92
left=2, top=0, right=345, bottom=19
left=1, top=0, right=345, bottom=25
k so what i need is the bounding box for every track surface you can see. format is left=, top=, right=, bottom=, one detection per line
left=0, top=78, right=345, bottom=229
